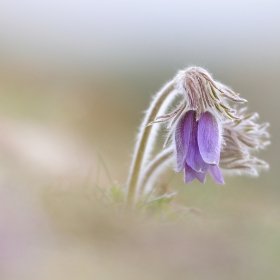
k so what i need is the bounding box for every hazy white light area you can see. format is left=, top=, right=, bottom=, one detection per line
left=1, top=0, right=280, bottom=73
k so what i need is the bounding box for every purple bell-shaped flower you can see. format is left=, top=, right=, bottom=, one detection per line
left=175, top=110, right=224, bottom=184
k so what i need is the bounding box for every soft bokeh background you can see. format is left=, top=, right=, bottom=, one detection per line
left=0, top=1, right=279, bottom=279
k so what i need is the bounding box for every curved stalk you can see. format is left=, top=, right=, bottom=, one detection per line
left=125, top=80, right=175, bottom=211
left=138, top=147, right=173, bottom=195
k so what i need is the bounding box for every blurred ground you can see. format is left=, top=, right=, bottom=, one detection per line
left=0, top=1, right=279, bottom=279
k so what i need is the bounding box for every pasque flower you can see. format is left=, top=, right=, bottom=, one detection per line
left=125, top=66, right=270, bottom=210
left=152, top=67, right=269, bottom=184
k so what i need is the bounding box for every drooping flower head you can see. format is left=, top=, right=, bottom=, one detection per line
left=151, top=67, right=269, bottom=184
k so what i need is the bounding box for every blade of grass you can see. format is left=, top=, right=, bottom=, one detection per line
left=94, top=154, right=101, bottom=187
left=97, top=150, right=113, bottom=186
left=95, top=185, right=110, bottom=202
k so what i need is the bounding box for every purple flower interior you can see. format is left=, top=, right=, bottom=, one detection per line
left=175, top=110, right=224, bottom=184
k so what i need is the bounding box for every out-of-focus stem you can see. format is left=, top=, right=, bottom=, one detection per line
left=138, top=147, right=173, bottom=195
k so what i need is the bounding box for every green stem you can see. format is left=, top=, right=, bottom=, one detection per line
left=124, top=81, right=174, bottom=211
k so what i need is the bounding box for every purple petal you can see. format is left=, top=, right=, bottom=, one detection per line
left=195, top=170, right=207, bottom=183
left=184, top=163, right=196, bottom=183
left=185, top=163, right=207, bottom=184
left=186, top=111, right=208, bottom=172
left=209, top=165, right=224, bottom=184
left=198, top=112, right=221, bottom=165
left=174, top=111, right=193, bottom=172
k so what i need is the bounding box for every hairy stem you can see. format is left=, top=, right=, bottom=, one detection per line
left=125, top=81, right=175, bottom=211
